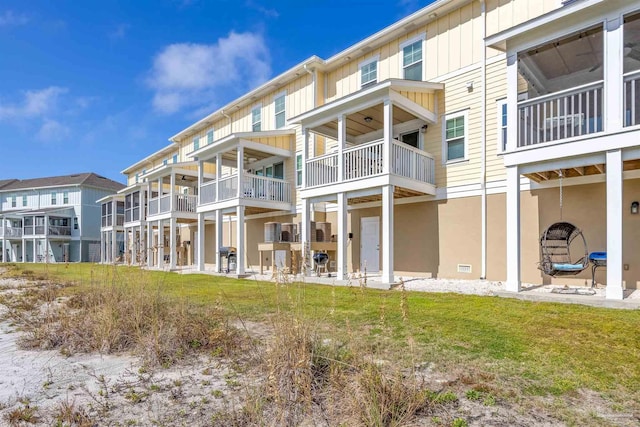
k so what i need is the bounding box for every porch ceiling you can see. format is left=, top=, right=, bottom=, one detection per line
left=524, top=159, right=640, bottom=183
left=190, top=130, right=295, bottom=163
left=319, top=105, right=418, bottom=139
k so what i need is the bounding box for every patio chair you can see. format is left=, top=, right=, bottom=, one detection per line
left=539, top=222, right=589, bottom=277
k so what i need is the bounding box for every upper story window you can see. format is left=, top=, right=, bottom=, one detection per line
left=401, top=35, right=424, bottom=81
left=135, top=173, right=139, bottom=184
left=163, top=159, right=168, bottom=166
left=497, top=99, right=507, bottom=152
left=22, top=195, right=27, bottom=207
left=360, top=57, right=378, bottom=88
left=517, top=25, right=604, bottom=147
left=173, top=154, right=178, bottom=163
left=206, top=129, right=214, bottom=145
left=252, top=104, right=262, bottom=132
left=193, top=137, right=200, bottom=151
left=63, top=191, right=69, bottom=204
left=11, top=195, right=16, bottom=208
left=624, top=12, right=640, bottom=127
left=274, top=92, right=286, bottom=129
left=443, top=110, right=468, bottom=163
left=296, top=153, right=302, bottom=187
left=51, top=192, right=57, bottom=205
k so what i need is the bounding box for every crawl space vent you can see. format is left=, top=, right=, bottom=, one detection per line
left=457, top=264, right=472, bottom=274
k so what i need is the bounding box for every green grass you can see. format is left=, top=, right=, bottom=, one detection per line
left=5, top=262, right=640, bottom=416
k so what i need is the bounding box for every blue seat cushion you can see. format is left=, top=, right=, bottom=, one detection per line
left=589, top=252, right=606, bottom=261
left=552, top=263, right=585, bottom=271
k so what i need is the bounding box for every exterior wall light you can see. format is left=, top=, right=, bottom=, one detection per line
left=631, top=201, right=639, bottom=215
left=364, top=116, right=373, bottom=123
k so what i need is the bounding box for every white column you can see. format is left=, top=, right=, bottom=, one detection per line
left=606, top=149, right=624, bottom=299
left=605, top=16, right=623, bottom=132
left=215, top=155, right=222, bottom=202
left=301, top=198, right=311, bottom=275
left=215, top=209, right=223, bottom=273
left=237, top=146, right=244, bottom=198
left=32, top=238, right=36, bottom=263
left=381, top=186, right=394, bottom=284
left=506, top=53, right=518, bottom=151
left=21, top=239, right=26, bottom=263
left=111, top=226, right=117, bottom=263
left=337, top=115, right=346, bottom=181
left=158, top=219, right=164, bottom=268
left=383, top=99, right=393, bottom=174
left=302, top=128, right=308, bottom=188
left=170, top=173, right=176, bottom=212
left=197, top=212, right=205, bottom=272
left=169, top=217, right=177, bottom=270
left=506, top=165, right=521, bottom=292
left=146, top=222, right=153, bottom=268
left=197, top=160, right=204, bottom=206
left=124, top=228, right=129, bottom=264
left=337, top=192, right=348, bottom=280
left=44, top=215, right=49, bottom=263
left=236, top=206, right=245, bottom=275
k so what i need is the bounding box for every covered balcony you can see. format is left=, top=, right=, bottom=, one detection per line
left=0, top=218, right=23, bottom=238
left=144, top=164, right=202, bottom=220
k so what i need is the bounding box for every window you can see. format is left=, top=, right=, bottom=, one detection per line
left=51, top=192, right=57, bottom=205
left=497, top=99, right=507, bottom=152
left=163, top=159, right=168, bottom=165
left=73, top=217, right=78, bottom=230
left=360, top=57, right=378, bottom=88
left=206, top=129, right=214, bottom=145
left=274, top=92, right=286, bottom=129
left=173, top=154, right=178, bottom=163
left=11, top=195, right=16, bottom=208
left=22, top=195, right=27, bottom=207
left=252, top=105, right=262, bottom=132
left=400, top=130, right=420, bottom=148
left=193, top=137, right=200, bottom=151
left=63, top=191, right=69, bottom=204
left=265, top=165, right=273, bottom=177
left=401, top=36, right=424, bottom=81
left=443, top=111, right=468, bottom=163
left=273, top=162, right=284, bottom=180
left=135, top=173, right=139, bottom=184
left=296, top=154, right=302, bottom=187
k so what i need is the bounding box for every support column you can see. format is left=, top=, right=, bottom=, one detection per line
left=301, top=198, right=311, bottom=275
left=506, top=165, right=521, bottom=292
left=215, top=210, right=223, bottom=273
left=302, top=128, right=308, bottom=188
left=22, top=239, right=26, bottom=263
left=605, top=16, right=623, bottom=132
left=383, top=99, right=393, bottom=174
left=606, top=149, right=624, bottom=300
left=158, top=220, right=165, bottom=268
left=170, top=173, right=176, bottom=212
left=197, top=160, right=204, bottom=205
left=32, top=238, right=36, bottom=263
left=111, top=225, right=117, bottom=264
left=236, top=206, right=245, bottom=275
left=197, top=212, right=205, bottom=272
left=44, top=215, right=49, bottom=263
left=215, top=155, right=222, bottom=202
left=169, top=217, right=177, bottom=270
left=146, top=222, right=153, bottom=268
left=337, top=192, right=348, bottom=280
left=381, top=185, right=394, bottom=284
left=337, top=115, right=346, bottom=181
left=124, top=228, right=129, bottom=264
left=237, top=146, right=244, bottom=198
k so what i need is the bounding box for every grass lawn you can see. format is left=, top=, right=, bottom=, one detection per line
left=6, top=262, right=640, bottom=423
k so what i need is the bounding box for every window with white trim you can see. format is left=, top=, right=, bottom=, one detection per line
left=251, top=105, right=261, bottom=132
left=274, top=92, right=286, bottom=129
left=51, top=191, right=57, bottom=205
left=193, top=137, right=200, bottom=151
left=443, top=110, right=468, bottom=163
left=206, top=129, right=214, bottom=145
left=135, top=173, right=139, bottom=184
left=22, top=195, right=27, bottom=207
left=359, top=57, right=378, bottom=88
left=63, top=191, right=69, bottom=204
left=11, top=195, right=16, bottom=208
left=173, top=154, right=178, bottom=163
left=497, top=99, right=507, bottom=152
left=401, top=36, right=424, bottom=81
left=296, top=153, right=302, bottom=187
left=163, top=159, right=168, bottom=165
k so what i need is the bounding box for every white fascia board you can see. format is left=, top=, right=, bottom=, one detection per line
left=388, top=90, right=437, bottom=123
left=188, top=129, right=296, bottom=161
left=121, top=142, right=178, bottom=174
left=117, top=183, right=145, bottom=194
left=485, top=0, right=604, bottom=50
left=239, top=139, right=292, bottom=158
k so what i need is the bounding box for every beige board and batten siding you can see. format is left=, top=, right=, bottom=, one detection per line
left=485, top=57, right=507, bottom=182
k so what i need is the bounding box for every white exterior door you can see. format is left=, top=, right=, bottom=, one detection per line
left=360, top=216, right=380, bottom=272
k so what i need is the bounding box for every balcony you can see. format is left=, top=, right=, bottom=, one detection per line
left=147, top=194, right=197, bottom=216
left=624, top=70, right=640, bottom=127
left=305, top=139, right=435, bottom=190
left=199, top=174, right=291, bottom=206
left=124, top=206, right=141, bottom=223
left=22, top=225, right=71, bottom=237
left=0, top=227, right=22, bottom=238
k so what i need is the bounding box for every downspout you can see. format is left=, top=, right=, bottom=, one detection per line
left=480, top=0, right=487, bottom=280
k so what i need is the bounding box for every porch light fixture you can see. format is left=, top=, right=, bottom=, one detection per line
left=420, top=124, right=428, bottom=133
left=364, top=116, right=373, bottom=123
left=631, top=201, right=639, bottom=215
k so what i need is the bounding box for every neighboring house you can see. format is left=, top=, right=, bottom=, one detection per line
left=106, top=0, right=640, bottom=300
left=0, top=173, right=125, bottom=263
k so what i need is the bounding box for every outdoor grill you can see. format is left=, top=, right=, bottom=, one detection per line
left=313, top=252, right=329, bottom=276
left=219, top=246, right=237, bottom=273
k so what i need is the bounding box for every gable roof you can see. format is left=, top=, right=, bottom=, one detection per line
left=0, top=179, right=18, bottom=190
left=0, top=173, right=125, bottom=193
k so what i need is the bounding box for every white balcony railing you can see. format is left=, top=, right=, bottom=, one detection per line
left=159, top=194, right=171, bottom=213
left=175, top=194, right=197, bottom=213
left=305, top=138, right=436, bottom=188
left=518, top=81, right=603, bottom=147
left=148, top=197, right=159, bottom=215
left=48, top=225, right=71, bottom=236
left=625, top=70, right=640, bottom=127
left=198, top=175, right=291, bottom=206
left=0, top=227, right=22, bottom=238
left=147, top=194, right=197, bottom=215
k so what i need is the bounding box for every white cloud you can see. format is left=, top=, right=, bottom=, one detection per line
left=0, top=10, right=29, bottom=27
left=36, top=119, right=70, bottom=142
left=147, top=31, right=271, bottom=114
left=0, top=86, right=68, bottom=120
left=109, top=23, right=130, bottom=40
left=245, top=1, right=279, bottom=18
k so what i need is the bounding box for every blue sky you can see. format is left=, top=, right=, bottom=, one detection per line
left=0, top=0, right=433, bottom=184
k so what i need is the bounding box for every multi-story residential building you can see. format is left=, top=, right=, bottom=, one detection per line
left=0, top=173, right=125, bottom=263
left=106, top=0, right=640, bottom=300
